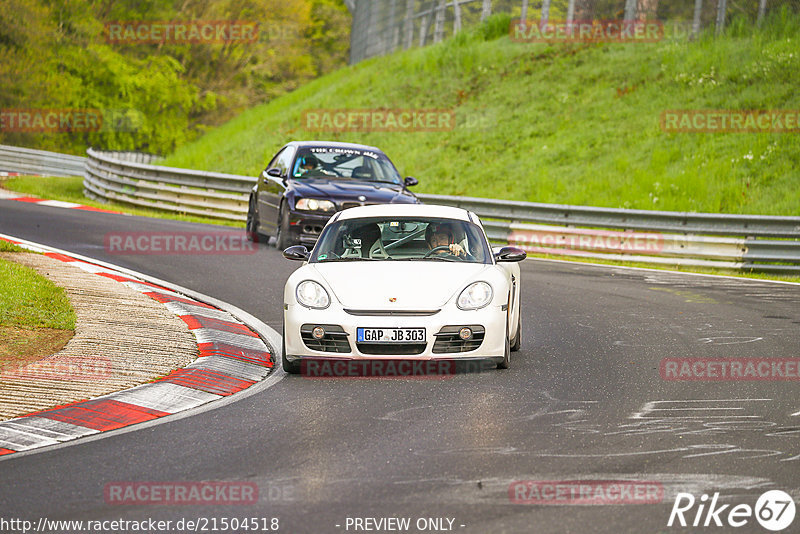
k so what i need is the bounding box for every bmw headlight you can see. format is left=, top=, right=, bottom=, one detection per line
left=296, top=198, right=335, bottom=212
left=457, top=281, right=493, bottom=310
left=296, top=280, right=330, bottom=309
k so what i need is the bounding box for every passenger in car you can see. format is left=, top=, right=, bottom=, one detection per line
left=343, top=223, right=383, bottom=258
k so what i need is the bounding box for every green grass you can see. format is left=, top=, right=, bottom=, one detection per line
left=0, top=241, right=25, bottom=252
left=163, top=11, right=800, bottom=216
left=0, top=258, right=76, bottom=329
left=2, top=176, right=240, bottom=227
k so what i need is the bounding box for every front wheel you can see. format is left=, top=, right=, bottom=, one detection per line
left=510, top=314, right=521, bottom=352
left=245, top=195, right=260, bottom=242
left=275, top=205, right=293, bottom=250
left=497, top=326, right=511, bottom=370
left=281, top=326, right=300, bottom=374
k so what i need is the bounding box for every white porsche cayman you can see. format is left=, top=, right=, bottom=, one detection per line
left=281, top=204, right=526, bottom=374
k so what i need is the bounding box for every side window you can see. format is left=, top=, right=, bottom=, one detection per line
left=268, top=147, right=295, bottom=176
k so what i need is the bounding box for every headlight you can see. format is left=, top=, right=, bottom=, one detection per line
left=296, top=198, right=335, bottom=212
left=296, top=280, right=330, bottom=309
left=457, top=281, right=493, bottom=310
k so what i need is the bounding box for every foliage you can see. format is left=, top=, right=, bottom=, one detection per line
left=0, top=0, right=351, bottom=155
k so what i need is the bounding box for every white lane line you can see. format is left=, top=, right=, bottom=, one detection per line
left=193, top=328, right=268, bottom=350
left=35, top=200, right=83, bottom=209
left=0, top=427, right=61, bottom=451
left=792, top=410, right=800, bottom=417
left=164, top=301, right=240, bottom=322
left=121, top=281, right=181, bottom=295
left=2, top=417, right=100, bottom=441
left=630, top=399, right=772, bottom=420
left=186, top=356, right=270, bottom=382
left=108, top=383, right=221, bottom=414
left=70, top=261, right=128, bottom=276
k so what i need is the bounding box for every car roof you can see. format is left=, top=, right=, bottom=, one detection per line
left=286, top=140, right=384, bottom=153
left=335, top=203, right=473, bottom=222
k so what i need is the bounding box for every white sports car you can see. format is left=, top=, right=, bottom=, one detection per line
left=281, top=204, right=526, bottom=374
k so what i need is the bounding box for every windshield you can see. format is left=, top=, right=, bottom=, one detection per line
left=291, top=146, right=402, bottom=185
left=311, top=217, right=491, bottom=264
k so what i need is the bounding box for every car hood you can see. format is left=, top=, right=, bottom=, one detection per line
left=311, top=262, right=490, bottom=309
left=290, top=178, right=416, bottom=204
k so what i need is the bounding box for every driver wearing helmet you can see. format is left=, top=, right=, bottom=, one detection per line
left=300, top=154, right=319, bottom=174
left=425, top=222, right=466, bottom=258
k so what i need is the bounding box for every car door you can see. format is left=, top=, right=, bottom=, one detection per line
left=258, top=146, right=295, bottom=235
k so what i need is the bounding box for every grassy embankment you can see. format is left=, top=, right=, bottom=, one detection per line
left=163, top=12, right=800, bottom=216
left=0, top=241, right=76, bottom=370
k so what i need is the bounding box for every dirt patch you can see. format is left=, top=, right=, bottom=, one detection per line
left=0, top=326, right=74, bottom=371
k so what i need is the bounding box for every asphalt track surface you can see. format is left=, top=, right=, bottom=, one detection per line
left=1, top=199, right=799, bottom=533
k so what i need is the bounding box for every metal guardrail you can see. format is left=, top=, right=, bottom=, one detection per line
left=0, top=144, right=85, bottom=177
left=83, top=148, right=255, bottom=221
left=421, top=194, right=800, bottom=274
left=2, top=145, right=799, bottom=273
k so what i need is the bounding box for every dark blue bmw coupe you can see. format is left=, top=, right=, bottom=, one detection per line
left=246, top=141, right=420, bottom=249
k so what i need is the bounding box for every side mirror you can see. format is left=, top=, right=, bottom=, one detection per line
left=404, top=176, right=418, bottom=187
left=283, top=245, right=310, bottom=261
left=494, top=246, right=527, bottom=263
left=266, top=167, right=282, bottom=178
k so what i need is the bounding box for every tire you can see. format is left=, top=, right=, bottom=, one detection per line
left=275, top=204, right=293, bottom=250
left=510, top=314, right=521, bottom=352
left=245, top=195, right=260, bottom=242
left=497, top=325, right=511, bottom=370
left=281, top=326, right=300, bottom=374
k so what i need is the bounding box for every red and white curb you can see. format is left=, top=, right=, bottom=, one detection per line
left=0, top=189, right=122, bottom=214
left=0, top=235, right=277, bottom=456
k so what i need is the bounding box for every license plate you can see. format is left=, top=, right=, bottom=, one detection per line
left=357, top=327, right=426, bottom=343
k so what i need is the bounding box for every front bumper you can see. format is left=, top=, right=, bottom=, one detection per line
left=287, top=210, right=332, bottom=246
left=283, top=302, right=507, bottom=363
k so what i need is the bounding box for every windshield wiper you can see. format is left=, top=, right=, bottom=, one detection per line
left=397, top=256, right=459, bottom=262
left=317, top=257, right=380, bottom=262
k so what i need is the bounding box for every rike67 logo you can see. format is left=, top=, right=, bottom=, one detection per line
left=668, top=490, right=796, bottom=531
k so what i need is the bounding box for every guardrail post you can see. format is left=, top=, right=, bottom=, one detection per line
left=624, top=0, right=637, bottom=21
left=566, top=0, right=576, bottom=30
left=541, top=0, right=551, bottom=25
left=691, top=0, right=703, bottom=38
left=389, top=0, right=399, bottom=52
left=757, top=0, right=768, bottom=25
left=418, top=9, right=430, bottom=47
left=453, top=0, right=462, bottom=33
left=481, top=0, right=491, bottom=21
left=404, top=0, right=414, bottom=49
left=433, top=0, right=446, bottom=43
left=715, top=0, right=727, bottom=35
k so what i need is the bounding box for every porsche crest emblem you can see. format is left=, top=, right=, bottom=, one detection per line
left=389, top=297, right=397, bottom=302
